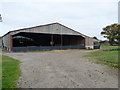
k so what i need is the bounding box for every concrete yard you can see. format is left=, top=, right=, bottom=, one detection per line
left=4, top=50, right=118, bottom=88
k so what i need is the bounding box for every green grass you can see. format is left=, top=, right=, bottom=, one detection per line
left=85, top=45, right=119, bottom=68
left=2, top=55, right=21, bottom=88
left=100, top=45, right=118, bottom=49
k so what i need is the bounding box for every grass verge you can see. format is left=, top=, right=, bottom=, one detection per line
left=2, top=55, right=21, bottom=88
left=100, top=45, right=118, bottom=49
left=85, top=45, right=119, bottom=68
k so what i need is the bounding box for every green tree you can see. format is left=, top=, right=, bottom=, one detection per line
left=0, top=14, right=2, bottom=22
left=101, top=23, right=120, bottom=46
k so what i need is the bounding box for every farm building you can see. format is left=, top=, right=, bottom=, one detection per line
left=0, top=23, right=99, bottom=52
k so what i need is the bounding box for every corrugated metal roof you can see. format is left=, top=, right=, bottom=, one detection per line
left=2, top=22, right=92, bottom=38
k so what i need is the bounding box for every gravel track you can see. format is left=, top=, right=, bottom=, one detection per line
left=4, top=50, right=118, bottom=88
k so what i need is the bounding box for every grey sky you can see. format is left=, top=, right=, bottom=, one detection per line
left=0, top=0, right=118, bottom=40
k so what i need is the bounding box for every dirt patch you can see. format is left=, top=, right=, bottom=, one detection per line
left=4, top=50, right=118, bottom=88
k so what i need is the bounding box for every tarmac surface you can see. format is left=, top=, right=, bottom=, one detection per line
left=4, top=50, right=118, bottom=88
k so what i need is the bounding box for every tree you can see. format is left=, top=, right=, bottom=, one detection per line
left=0, top=14, right=2, bottom=22
left=101, top=23, right=120, bottom=46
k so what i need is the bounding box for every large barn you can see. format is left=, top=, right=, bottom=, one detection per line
left=0, top=23, right=99, bottom=52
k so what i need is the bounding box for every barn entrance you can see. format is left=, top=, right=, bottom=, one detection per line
left=12, top=32, right=85, bottom=52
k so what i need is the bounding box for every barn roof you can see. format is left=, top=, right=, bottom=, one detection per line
left=2, top=22, right=92, bottom=38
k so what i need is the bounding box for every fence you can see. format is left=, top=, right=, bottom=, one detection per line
left=13, top=45, right=85, bottom=52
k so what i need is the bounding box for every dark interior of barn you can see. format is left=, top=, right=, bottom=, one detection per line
left=12, top=32, right=85, bottom=47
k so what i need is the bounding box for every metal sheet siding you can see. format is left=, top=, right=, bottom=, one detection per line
left=2, top=34, right=10, bottom=51
left=0, top=37, right=2, bottom=47
left=10, top=23, right=82, bottom=36
left=85, top=37, right=94, bottom=48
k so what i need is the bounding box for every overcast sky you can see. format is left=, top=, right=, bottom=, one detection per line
left=0, top=0, right=119, bottom=40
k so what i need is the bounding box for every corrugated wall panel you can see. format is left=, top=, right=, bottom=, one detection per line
left=85, top=37, right=94, bottom=49
left=2, top=34, right=10, bottom=51
left=0, top=38, right=2, bottom=47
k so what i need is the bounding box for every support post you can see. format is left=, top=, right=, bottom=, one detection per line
left=51, top=34, right=54, bottom=46
left=10, top=35, right=13, bottom=52
left=84, top=38, right=86, bottom=49
left=61, top=34, right=63, bottom=49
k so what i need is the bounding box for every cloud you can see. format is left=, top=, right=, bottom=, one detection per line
left=0, top=0, right=118, bottom=40
left=0, top=0, right=119, bottom=3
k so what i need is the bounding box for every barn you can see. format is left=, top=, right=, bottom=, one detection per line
left=0, top=23, right=98, bottom=52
